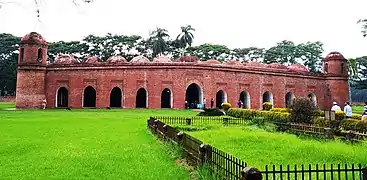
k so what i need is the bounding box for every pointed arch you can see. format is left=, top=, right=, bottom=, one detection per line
left=262, top=91, right=273, bottom=104
left=136, top=88, right=148, bottom=108
left=110, top=87, right=122, bottom=108
left=308, top=92, right=317, bottom=106
left=285, top=92, right=295, bottom=108
left=161, top=88, right=172, bottom=108
left=83, top=86, right=96, bottom=108
left=240, top=91, right=251, bottom=109
left=185, top=83, right=203, bottom=109
left=216, top=90, right=227, bottom=108
left=56, top=87, right=68, bottom=108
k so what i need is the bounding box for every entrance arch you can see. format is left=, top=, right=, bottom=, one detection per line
left=240, top=91, right=250, bottom=109
left=308, top=93, right=317, bottom=106
left=56, top=87, right=68, bottom=108
left=110, top=87, right=122, bottom=108
left=216, top=90, right=227, bottom=108
left=185, top=83, right=203, bottom=109
left=262, top=91, right=273, bottom=104
left=285, top=92, right=295, bottom=108
left=161, top=88, right=172, bottom=108
left=83, top=86, right=96, bottom=108
left=136, top=88, right=147, bottom=108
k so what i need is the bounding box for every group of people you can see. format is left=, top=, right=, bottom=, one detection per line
left=331, top=101, right=367, bottom=119
left=184, top=98, right=216, bottom=109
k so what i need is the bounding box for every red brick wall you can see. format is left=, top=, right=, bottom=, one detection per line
left=41, top=64, right=346, bottom=110
left=16, top=67, right=46, bottom=108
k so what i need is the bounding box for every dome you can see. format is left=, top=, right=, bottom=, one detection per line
left=175, top=56, right=200, bottom=63
left=20, top=32, right=47, bottom=45
left=84, top=56, right=101, bottom=63
left=131, top=56, right=150, bottom=63
left=202, top=59, right=221, bottom=65
left=54, top=54, right=78, bottom=64
left=267, top=63, right=287, bottom=69
left=225, top=60, right=242, bottom=66
left=107, top=56, right=127, bottom=63
left=324, top=51, right=346, bottom=62
left=245, top=61, right=267, bottom=67
left=287, top=64, right=309, bottom=72
left=153, top=56, right=172, bottom=63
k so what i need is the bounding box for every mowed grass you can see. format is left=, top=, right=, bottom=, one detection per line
left=353, top=105, right=365, bottom=115
left=0, top=107, right=198, bottom=179
left=0, top=102, right=15, bottom=109
left=189, top=125, right=367, bottom=170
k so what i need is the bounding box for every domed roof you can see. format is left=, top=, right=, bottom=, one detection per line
left=84, top=56, right=101, bottom=63
left=20, top=32, right=47, bottom=45
left=202, top=59, right=221, bottom=65
left=175, top=56, right=200, bottom=63
left=54, top=54, right=78, bottom=64
left=245, top=61, right=267, bottom=67
left=107, top=56, right=127, bottom=63
left=324, top=51, right=346, bottom=62
left=225, top=59, right=242, bottom=66
left=267, top=63, right=287, bottom=69
left=131, top=56, right=150, bottom=63
left=153, top=56, right=172, bottom=63
left=287, top=64, right=309, bottom=72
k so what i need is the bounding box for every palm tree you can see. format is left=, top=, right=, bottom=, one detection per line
left=149, top=28, right=170, bottom=57
left=347, top=58, right=359, bottom=103
left=176, top=25, right=195, bottom=55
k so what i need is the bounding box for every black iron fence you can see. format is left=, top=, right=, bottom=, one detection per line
left=153, top=116, right=248, bottom=126
left=148, top=117, right=367, bottom=180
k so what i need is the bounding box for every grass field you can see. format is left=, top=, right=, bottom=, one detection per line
left=188, top=125, right=367, bottom=170
left=353, top=105, right=365, bottom=115
left=0, top=106, right=198, bottom=179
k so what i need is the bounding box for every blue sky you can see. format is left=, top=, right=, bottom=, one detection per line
left=1, top=0, right=367, bottom=58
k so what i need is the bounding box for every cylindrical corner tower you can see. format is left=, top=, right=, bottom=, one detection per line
left=15, top=32, right=48, bottom=109
left=323, top=51, right=349, bottom=110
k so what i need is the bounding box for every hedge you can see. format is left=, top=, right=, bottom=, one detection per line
left=227, top=108, right=290, bottom=123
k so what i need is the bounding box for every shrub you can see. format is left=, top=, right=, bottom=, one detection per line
left=197, top=108, right=225, bottom=116
left=313, top=109, right=325, bottom=117
left=263, top=102, right=273, bottom=111
left=290, top=97, right=316, bottom=124
left=227, top=108, right=254, bottom=119
left=249, top=117, right=266, bottom=126
left=221, top=102, right=232, bottom=111
left=270, top=108, right=291, bottom=113
left=312, top=117, right=330, bottom=127
left=334, top=110, right=345, bottom=121
left=227, top=108, right=290, bottom=123
left=340, top=119, right=367, bottom=132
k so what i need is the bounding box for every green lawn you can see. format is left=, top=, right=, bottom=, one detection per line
left=188, top=125, right=367, bottom=170
left=0, top=102, right=15, bottom=109
left=353, top=105, right=365, bottom=115
left=0, top=107, right=198, bottom=179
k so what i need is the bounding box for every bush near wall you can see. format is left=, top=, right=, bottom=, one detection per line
left=227, top=108, right=290, bottom=123
left=221, top=102, right=232, bottom=111
left=262, top=102, right=273, bottom=111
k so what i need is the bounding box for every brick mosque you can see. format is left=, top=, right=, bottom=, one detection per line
left=15, top=32, right=349, bottom=110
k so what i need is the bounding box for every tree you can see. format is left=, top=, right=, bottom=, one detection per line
left=176, top=25, right=195, bottom=55
left=148, top=28, right=170, bottom=57
left=186, top=43, right=230, bottom=61
left=48, top=41, right=89, bottom=62
left=264, top=40, right=297, bottom=65
left=296, top=42, right=323, bottom=73
left=0, top=33, right=20, bottom=96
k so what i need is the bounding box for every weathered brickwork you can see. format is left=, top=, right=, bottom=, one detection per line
left=16, top=32, right=349, bottom=110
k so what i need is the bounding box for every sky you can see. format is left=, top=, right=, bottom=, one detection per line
left=0, top=0, right=367, bottom=58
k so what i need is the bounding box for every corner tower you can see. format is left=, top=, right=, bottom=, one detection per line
left=15, top=32, right=48, bottom=108
left=323, top=51, right=349, bottom=110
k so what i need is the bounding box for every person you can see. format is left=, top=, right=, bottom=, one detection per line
left=364, top=102, right=367, bottom=115
left=210, top=98, right=214, bottom=108
left=42, top=98, right=47, bottom=109
left=343, top=102, right=352, bottom=118
left=184, top=100, right=188, bottom=109
left=203, top=98, right=206, bottom=109
left=331, top=102, right=341, bottom=111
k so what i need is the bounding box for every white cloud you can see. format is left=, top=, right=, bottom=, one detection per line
left=1, top=0, right=367, bottom=58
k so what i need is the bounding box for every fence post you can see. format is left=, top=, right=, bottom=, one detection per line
left=186, top=118, right=192, bottom=125
left=176, top=132, right=184, bottom=144
left=363, top=167, right=367, bottom=180
left=241, top=167, right=262, bottom=180
left=199, top=144, right=208, bottom=165
left=324, top=128, right=334, bottom=139
left=223, top=118, right=229, bottom=126
left=345, top=130, right=354, bottom=141
left=163, top=124, right=168, bottom=134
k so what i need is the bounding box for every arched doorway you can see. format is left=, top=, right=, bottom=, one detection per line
left=110, top=87, right=122, bottom=108
left=56, top=87, right=68, bottom=108
left=136, top=88, right=147, bottom=108
left=308, top=93, right=317, bottom=106
left=262, top=91, right=273, bottom=104
left=161, top=88, right=172, bottom=108
left=240, top=91, right=250, bottom=109
left=83, top=86, right=96, bottom=108
left=285, top=92, right=295, bottom=108
left=185, top=83, right=202, bottom=109
left=216, top=90, right=227, bottom=108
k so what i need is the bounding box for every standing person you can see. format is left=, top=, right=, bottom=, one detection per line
left=364, top=102, right=367, bottom=115
left=210, top=98, right=214, bottom=108
left=343, top=102, right=352, bottom=118
left=185, top=100, right=188, bottom=109
left=42, top=98, right=47, bottom=110
left=331, top=102, right=341, bottom=111
left=203, top=98, right=207, bottom=109
left=237, top=100, right=242, bottom=108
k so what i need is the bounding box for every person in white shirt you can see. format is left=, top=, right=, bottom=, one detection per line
left=331, top=102, right=341, bottom=111
left=343, top=102, right=352, bottom=118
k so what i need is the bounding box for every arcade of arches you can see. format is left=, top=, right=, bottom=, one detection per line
left=54, top=83, right=318, bottom=110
